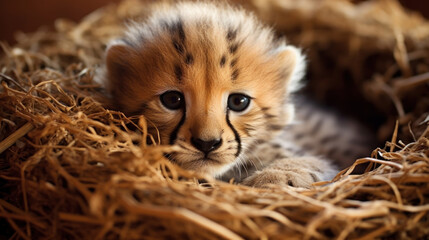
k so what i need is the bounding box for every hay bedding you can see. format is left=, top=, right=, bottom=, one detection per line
left=0, top=0, right=428, bottom=239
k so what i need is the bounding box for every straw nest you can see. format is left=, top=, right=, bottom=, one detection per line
left=0, top=0, right=428, bottom=239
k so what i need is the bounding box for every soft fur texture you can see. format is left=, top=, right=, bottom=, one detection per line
left=98, top=2, right=371, bottom=187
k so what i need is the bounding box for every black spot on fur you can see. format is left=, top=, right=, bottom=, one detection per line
left=230, top=58, right=237, bottom=68
left=176, top=20, right=186, bottom=42
left=287, top=180, right=294, bottom=186
left=227, top=29, right=237, bottom=41
left=243, top=123, right=257, bottom=136
left=268, top=124, right=284, bottom=131
left=185, top=54, right=194, bottom=65
left=272, top=144, right=282, bottom=149
left=229, top=43, right=239, bottom=54
left=264, top=113, right=276, bottom=119
left=168, top=19, right=186, bottom=43
left=220, top=55, right=226, bottom=67
left=174, top=65, right=183, bottom=82
left=231, top=69, right=239, bottom=80
left=173, top=40, right=184, bottom=55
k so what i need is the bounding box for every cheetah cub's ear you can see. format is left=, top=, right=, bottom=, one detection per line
left=103, top=43, right=144, bottom=111
left=271, top=45, right=306, bottom=124
left=105, top=43, right=140, bottom=89
left=274, top=45, right=306, bottom=94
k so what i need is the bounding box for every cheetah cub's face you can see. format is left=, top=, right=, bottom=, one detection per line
left=103, top=3, right=305, bottom=177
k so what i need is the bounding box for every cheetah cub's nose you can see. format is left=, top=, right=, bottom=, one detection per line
left=191, top=137, right=222, bottom=154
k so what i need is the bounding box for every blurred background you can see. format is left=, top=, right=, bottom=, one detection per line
left=0, top=0, right=428, bottom=44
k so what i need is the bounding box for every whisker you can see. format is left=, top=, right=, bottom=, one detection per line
left=176, top=142, right=194, bottom=151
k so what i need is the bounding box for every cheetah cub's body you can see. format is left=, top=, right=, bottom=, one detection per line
left=100, top=2, right=362, bottom=187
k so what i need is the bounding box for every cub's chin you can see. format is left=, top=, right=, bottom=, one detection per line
left=169, top=152, right=237, bottom=177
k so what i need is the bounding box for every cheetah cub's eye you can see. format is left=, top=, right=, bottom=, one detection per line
left=228, top=93, right=251, bottom=112
left=160, top=91, right=184, bottom=110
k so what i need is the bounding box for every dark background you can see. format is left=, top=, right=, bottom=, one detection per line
left=0, top=0, right=428, bottom=44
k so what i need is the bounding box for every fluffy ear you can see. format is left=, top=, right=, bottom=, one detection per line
left=275, top=46, right=306, bottom=93
left=105, top=43, right=140, bottom=87
left=104, top=43, right=145, bottom=112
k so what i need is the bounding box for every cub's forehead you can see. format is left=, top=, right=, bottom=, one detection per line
left=120, top=2, right=278, bottom=57
left=110, top=2, right=289, bottom=94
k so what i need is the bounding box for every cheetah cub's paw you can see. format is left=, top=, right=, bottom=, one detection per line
left=242, top=156, right=337, bottom=188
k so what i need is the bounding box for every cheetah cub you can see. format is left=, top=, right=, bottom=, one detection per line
left=100, top=2, right=342, bottom=188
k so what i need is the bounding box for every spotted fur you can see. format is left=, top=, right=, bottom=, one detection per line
left=98, top=2, right=372, bottom=188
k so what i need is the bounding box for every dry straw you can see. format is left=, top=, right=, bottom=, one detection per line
left=0, top=0, right=428, bottom=239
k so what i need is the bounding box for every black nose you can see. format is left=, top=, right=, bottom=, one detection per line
left=191, top=137, right=222, bottom=154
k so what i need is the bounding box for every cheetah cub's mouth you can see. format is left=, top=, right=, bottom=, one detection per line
left=101, top=2, right=305, bottom=178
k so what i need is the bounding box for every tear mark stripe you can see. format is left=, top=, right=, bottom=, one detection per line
left=129, top=102, right=148, bottom=116
left=226, top=110, right=241, bottom=157
left=169, top=108, right=187, bottom=144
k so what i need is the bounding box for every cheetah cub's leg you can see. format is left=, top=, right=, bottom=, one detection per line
left=241, top=142, right=338, bottom=188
